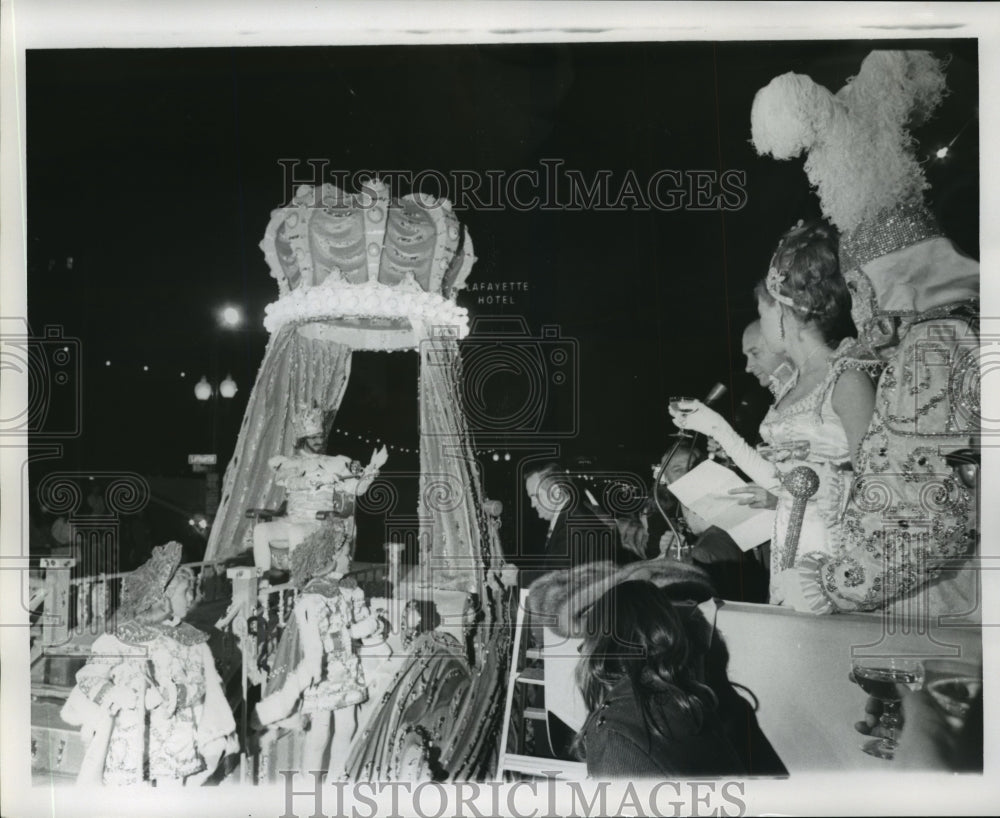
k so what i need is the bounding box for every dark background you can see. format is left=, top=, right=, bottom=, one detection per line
left=25, top=40, right=979, bottom=557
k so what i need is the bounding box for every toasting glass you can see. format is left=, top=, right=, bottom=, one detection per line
left=851, top=656, right=924, bottom=760
left=669, top=397, right=698, bottom=438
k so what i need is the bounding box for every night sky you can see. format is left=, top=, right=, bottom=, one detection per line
left=26, top=39, right=979, bottom=526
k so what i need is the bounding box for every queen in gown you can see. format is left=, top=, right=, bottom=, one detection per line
left=671, top=220, right=881, bottom=603
left=746, top=50, right=980, bottom=616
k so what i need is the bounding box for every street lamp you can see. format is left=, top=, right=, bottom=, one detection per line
left=192, top=374, right=238, bottom=520
left=219, top=305, right=243, bottom=328
left=219, top=374, right=238, bottom=399
left=194, top=376, right=213, bottom=401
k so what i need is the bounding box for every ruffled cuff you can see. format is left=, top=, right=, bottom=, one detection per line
left=795, top=553, right=837, bottom=615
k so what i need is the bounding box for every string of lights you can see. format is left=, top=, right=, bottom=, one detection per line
left=329, top=426, right=514, bottom=460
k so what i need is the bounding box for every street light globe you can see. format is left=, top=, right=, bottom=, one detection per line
left=219, top=374, right=238, bottom=399
left=194, top=376, right=213, bottom=400
left=220, top=306, right=243, bottom=328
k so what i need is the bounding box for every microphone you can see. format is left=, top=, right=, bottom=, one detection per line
left=704, top=382, right=728, bottom=406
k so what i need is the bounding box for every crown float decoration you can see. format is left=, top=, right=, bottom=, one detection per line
left=260, top=179, right=476, bottom=351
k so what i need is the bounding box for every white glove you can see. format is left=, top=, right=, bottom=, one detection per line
left=669, top=400, right=780, bottom=491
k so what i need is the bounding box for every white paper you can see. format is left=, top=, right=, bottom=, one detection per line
left=667, top=460, right=775, bottom=551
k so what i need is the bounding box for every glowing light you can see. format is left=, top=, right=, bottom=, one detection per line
left=194, top=376, right=213, bottom=400
left=220, top=305, right=243, bottom=327
left=935, top=146, right=949, bottom=159
left=219, top=375, right=238, bottom=399
left=105, top=360, right=111, bottom=366
left=143, top=365, right=149, bottom=371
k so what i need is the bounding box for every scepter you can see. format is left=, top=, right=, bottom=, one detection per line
left=779, top=465, right=820, bottom=571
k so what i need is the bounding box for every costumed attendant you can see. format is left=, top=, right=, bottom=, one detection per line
left=253, top=403, right=387, bottom=576
left=60, top=542, right=237, bottom=785
left=670, top=221, right=880, bottom=603
left=751, top=50, right=980, bottom=615
left=254, top=520, right=386, bottom=782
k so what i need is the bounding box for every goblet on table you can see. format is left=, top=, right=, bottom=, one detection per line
left=851, top=656, right=925, bottom=760
left=923, top=658, right=983, bottom=730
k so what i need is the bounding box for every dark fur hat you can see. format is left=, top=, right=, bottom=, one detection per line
left=525, top=559, right=714, bottom=638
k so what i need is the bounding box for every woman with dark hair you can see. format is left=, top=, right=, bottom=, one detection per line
left=670, top=220, right=882, bottom=604
left=573, top=580, right=745, bottom=778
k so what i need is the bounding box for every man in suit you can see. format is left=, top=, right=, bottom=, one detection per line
left=521, top=462, right=633, bottom=761
left=524, top=462, right=635, bottom=577
left=729, top=319, right=794, bottom=447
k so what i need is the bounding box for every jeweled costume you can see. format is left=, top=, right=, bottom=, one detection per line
left=255, top=523, right=380, bottom=727
left=60, top=543, right=236, bottom=785
left=752, top=50, right=979, bottom=615
left=211, top=180, right=512, bottom=779
left=758, top=338, right=882, bottom=590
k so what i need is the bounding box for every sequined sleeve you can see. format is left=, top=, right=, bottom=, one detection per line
left=75, top=634, right=133, bottom=696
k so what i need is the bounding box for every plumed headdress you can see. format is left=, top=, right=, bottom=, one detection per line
left=119, top=541, right=182, bottom=622
left=751, top=50, right=946, bottom=234
left=290, top=518, right=352, bottom=588
left=751, top=50, right=978, bottom=344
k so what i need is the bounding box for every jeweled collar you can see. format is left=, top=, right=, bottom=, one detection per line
left=839, top=202, right=942, bottom=272
left=115, top=618, right=209, bottom=646
left=302, top=574, right=356, bottom=598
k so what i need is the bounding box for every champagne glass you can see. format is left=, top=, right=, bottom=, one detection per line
left=669, top=397, right=698, bottom=438
left=851, top=656, right=924, bottom=760
left=923, top=659, right=983, bottom=730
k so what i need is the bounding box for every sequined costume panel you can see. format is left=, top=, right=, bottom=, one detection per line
left=271, top=453, right=356, bottom=522
left=816, top=315, right=979, bottom=613
left=146, top=634, right=209, bottom=780
left=65, top=629, right=229, bottom=785
left=73, top=640, right=149, bottom=785
left=758, top=340, right=880, bottom=594
left=300, top=587, right=368, bottom=713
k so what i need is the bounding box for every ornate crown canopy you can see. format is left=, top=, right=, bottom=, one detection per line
left=260, top=179, right=476, bottom=351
